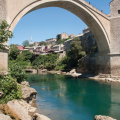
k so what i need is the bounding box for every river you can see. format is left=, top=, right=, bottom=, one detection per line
left=26, top=73, right=120, bottom=120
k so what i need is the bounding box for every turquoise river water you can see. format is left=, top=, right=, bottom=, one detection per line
left=26, top=74, right=120, bottom=120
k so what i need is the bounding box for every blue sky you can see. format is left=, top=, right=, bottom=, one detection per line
left=9, top=0, right=112, bottom=46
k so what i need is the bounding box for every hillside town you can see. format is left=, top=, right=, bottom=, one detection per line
left=17, top=28, right=97, bottom=58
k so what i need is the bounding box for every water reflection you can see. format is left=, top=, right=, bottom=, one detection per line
left=26, top=74, right=120, bottom=120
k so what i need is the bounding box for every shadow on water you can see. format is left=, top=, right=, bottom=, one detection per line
left=26, top=74, right=120, bottom=120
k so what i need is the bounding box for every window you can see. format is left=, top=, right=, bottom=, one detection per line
left=118, top=10, right=120, bottom=14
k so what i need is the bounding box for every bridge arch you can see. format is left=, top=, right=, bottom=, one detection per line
left=8, top=0, right=110, bottom=54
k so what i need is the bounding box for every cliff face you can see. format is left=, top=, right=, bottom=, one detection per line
left=76, top=31, right=98, bottom=74
left=80, top=31, right=98, bottom=54
left=76, top=54, right=96, bottom=74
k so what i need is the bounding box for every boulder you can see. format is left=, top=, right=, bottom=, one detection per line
left=33, top=113, right=51, bottom=120
left=5, top=100, right=37, bottom=120
left=38, top=65, right=44, bottom=70
left=70, top=69, right=76, bottom=74
left=21, top=84, right=37, bottom=104
left=21, top=81, right=30, bottom=87
left=0, top=114, right=12, bottom=120
left=94, top=115, right=116, bottom=120
left=0, top=91, right=3, bottom=98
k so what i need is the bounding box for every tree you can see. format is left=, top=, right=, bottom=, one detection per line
left=67, top=37, right=86, bottom=68
left=38, top=41, right=46, bottom=46
left=29, top=44, right=34, bottom=47
left=9, top=44, right=19, bottom=60
left=68, top=37, right=86, bottom=59
left=0, top=20, right=13, bottom=50
left=22, top=40, right=29, bottom=47
left=22, top=50, right=33, bottom=61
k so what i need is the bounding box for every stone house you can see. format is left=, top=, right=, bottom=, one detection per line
left=56, top=32, right=69, bottom=41
left=34, top=41, right=39, bottom=47
left=52, top=44, right=65, bottom=52
left=24, top=47, right=35, bottom=53
left=69, top=34, right=76, bottom=38
left=46, top=38, right=57, bottom=45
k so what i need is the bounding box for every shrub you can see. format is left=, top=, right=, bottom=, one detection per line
left=54, top=56, right=70, bottom=70
left=33, top=65, right=38, bottom=69
left=45, top=63, right=56, bottom=70
left=54, top=64, right=65, bottom=71
left=9, top=63, right=27, bottom=83
left=32, top=53, right=59, bottom=67
left=0, top=75, right=22, bottom=103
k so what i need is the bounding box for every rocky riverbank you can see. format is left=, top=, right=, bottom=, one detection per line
left=0, top=81, right=51, bottom=120
left=38, top=68, right=120, bottom=82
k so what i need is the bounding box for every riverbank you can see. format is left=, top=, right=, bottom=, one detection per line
left=0, top=81, right=51, bottom=120
left=37, top=69, right=120, bottom=82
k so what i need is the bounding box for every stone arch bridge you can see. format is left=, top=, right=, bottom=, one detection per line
left=0, top=0, right=120, bottom=76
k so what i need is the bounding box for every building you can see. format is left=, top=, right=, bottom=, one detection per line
left=17, top=45, right=24, bottom=51
left=64, top=39, right=73, bottom=51
left=30, top=37, right=34, bottom=45
left=69, top=34, right=76, bottom=38
left=83, top=28, right=90, bottom=34
left=52, top=44, right=64, bottom=52
left=56, top=32, right=69, bottom=41
left=64, top=28, right=98, bottom=54
left=34, top=41, right=39, bottom=47
left=17, top=45, right=24, bottom=54
left=46, top=38, right=57, bottom=44
left=24, top=47, right=35, bottom=53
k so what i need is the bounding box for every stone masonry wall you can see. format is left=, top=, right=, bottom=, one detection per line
left=0, top=0, right=7, bottom=22
left=110, top=0, right=120, bottom=54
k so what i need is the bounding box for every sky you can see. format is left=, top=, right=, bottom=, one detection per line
left=9, top=0, right=112, bottom=46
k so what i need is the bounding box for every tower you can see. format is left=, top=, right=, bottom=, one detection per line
left=31, top=37, right=33, bottom=44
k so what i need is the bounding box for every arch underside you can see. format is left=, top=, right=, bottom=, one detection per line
left=9, top=0, right=110, bottom=54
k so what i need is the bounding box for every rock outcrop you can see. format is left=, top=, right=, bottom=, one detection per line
left=20, top=82, right=37, bottom=104
left=5, top=100, right=37, bottom=120
left=0, top=114, right=12, bottom=120
left=21, top=81, right=30, bottom=87
left=70, top=69, right=76, bottom=74
left=94, top=115, right=116, bottom=120
left=25, top=69, right=37, bottom=74
left=33, top=113, right=51, bottom=120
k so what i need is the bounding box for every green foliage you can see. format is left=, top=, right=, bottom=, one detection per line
left=0, top=20, right=13, bottom=50
left=32, top=53, right=59, bottom=68
left=54, top=56, right=70, bottom=70
left=54, top=64, right=66, bottom=71
left=0, top=75, right=22, bottom=103
left=9, top=44, right=20, bottom=60
left=45, top=63, right=56, bottom=70
left=68, top=37, right=86, bottom=59
left=22, top=40, right=29, bottom=47
left=33, top=65, right=38, bottom=69
left=9, top=63, right=27, bottom=83
left=57, top=37, right=70, bottom=45
left=39, top=41, right=47, bottom=46
left=29, top=44, right=34, bottom=47
left=22, top=50, right=33, bottom=61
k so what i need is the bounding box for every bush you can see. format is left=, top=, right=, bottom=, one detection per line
left=32, top=53, right=59, bottom=67
left=33, top=66, right=38, bottom=69
left=54, top=64, right=65, bottom=71
left=54, top=56, right=70, bottom=70
left=0, top=75, right=22, bottom=103
left=9, top=63, right=27, bottom=83
left=45, top=63, right=56, bottom=70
